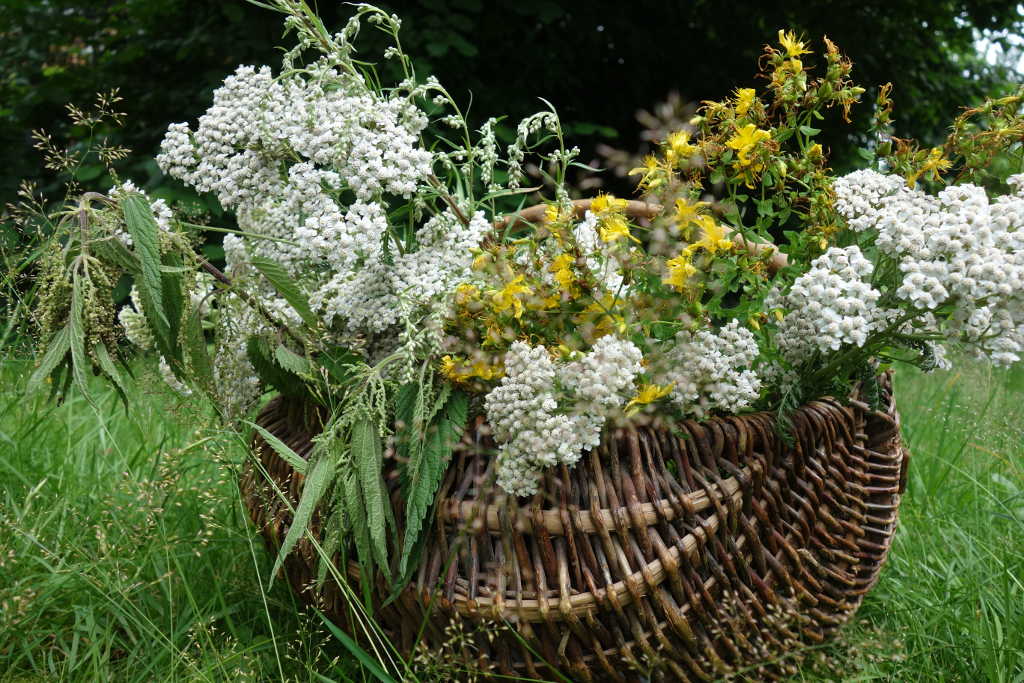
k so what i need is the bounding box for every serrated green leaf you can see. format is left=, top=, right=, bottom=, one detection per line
left=270, top=448, right=335, bottom=582
left=343, top=470, right=372, bottom=578
left=69, top=273, right=95, bottom=408
left=351, top=416, right=390, bottom=578
left=93, top=342, right=130, bottom=411
left=250, top=255, right=318, bottom=328
left=316, top=492, right=350, bottom=588
left=275, top=344, right=310, bottom=377
left=27, top=323, right=71, bottom=394
left=160, top=251, right=186, bottom=370
left=183, top=307, right=214, bottom=393
left=397, top=389, right=467, bottom=576
left=92, top=238, right=139, bottom=272
left=247, top=421, right=308, bottom=475
left=247, top=336, right=307, bottom=397
left=121, top=194, right=170, bottom=349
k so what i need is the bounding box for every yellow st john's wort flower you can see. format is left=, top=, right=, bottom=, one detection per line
left=577, top=295, right=626, bottom=337
left=693, top=214, right=733, bottom=254
left=590, top=193, right=629, bottom=214
left=726, top=124, right=771, bottom=165
left=549, top=253, right=577, bottom=293
left=490, top=274, right=532, bottom=319
left=440, top=355, right=504, bottom=383
left=629, top=155, right=665, bottom=190
left=778, top=29, right=811, bottom=58
left=471, top=251, right=492, bottom=271
left=626, top=383, right=675, bottom=414
left=906, top=147, right=953, bottom=187
left=598, top=213, right=640, bottom=244
left=455, top=282, right=480, bottom=306
left=674, top=197, right=709, bottom=229
left=726, top=124, right=771, bottom=187
left=735, top=88, right=757, bottom=117
left=663, top=253, right=698, bottom=291
left=665, top=130, right=697, bottom=166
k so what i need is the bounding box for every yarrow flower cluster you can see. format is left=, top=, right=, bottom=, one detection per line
left=766, top=246, right=887, bottom=364
left=484, top=337, right=642, bottom=497
left=46, top=8, right=1018, bottom=507
left=835, top=169, right=1024, bottom=365
left=661, top=320, right=761, bottom=419
left=148, top=48, right=493, bottom=408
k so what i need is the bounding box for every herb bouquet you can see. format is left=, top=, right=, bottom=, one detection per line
left=20, top=1, right=1024, bottom=680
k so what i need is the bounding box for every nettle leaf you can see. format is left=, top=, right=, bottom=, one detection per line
left=398, top=388, right=467, bottom=576
left=159, top=250, right=186, bottom=373
left=27, top=323, right=71, bottom=394
left=69, top=273, right=96, bottom=408
left=270, top=447, right=335, bottom=582
left=275, top=343, right=310, bottom=377
left=248, top=421, right=309, bottom=475
left=246, top=336, right=308, bottom=398
left=92, top=238, right=139, bottom=272
left=93, top=342, right=130, bottom=411
left=121, top=194, right=171, bottom=350
left=316, top=489, right=350, bottom=588
left=250, top=255, right=318, bottom=328
left=351, top=415, right=390, bottom=578
left=182, top=307, right=214, bottom=394
left=342, top=469, right=372, bottom=580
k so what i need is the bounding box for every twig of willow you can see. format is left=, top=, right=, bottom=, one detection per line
left=427, top=175, right=470, bottom=227
left=494, top=198, right=790, bottom=275
left=197, top=256, right=308, bottom=348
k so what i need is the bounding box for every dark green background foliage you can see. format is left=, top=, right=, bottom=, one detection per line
left=2, top=0, right=1022, bottom=207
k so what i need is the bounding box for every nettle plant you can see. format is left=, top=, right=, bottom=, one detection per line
left=22, top=1, right=1024, bottom=587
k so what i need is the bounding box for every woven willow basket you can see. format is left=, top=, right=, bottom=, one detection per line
left=241, top=372, right=906, bottom=682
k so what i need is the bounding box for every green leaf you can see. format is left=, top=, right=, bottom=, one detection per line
left=69, top=273, right=95, bottom=408
left=27, top=323, right=71, bottom=394
left=93, top=342, right=130, bottom=411
left=182, top=307, right=214, bottom=394
left=342, top=470, right=372, bottom=577
left=315, top=610, right=398, bottom=683
left=247, top=421, right=309, bottom=475
left=799, top=124, right=821, bottom=137
left=246, top=336, right=308, bottom=398
left=351, top=416, right=390, bottom=578
left=121, top=194, right=170, bottom=351
left=250, top=256, right=318, bottom=328
left=398, top=389, right=467, bottom=576
left=159, top=250, right=186, bottom=370
left=92, top=238, right=139, bottom=272
left=275, top=344, right=310, bottom=377
left=316, top=492, right=350, bottom=588
left=270, top=447, right=335, bottom=582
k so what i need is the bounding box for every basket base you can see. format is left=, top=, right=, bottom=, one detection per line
left=241, top=376, right=905, bottom=682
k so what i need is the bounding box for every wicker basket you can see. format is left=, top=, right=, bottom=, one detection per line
left=241, top=373, right=906, bottom=682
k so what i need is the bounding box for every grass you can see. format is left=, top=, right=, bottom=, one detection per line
left=0, top=355, right=1021, bottom=681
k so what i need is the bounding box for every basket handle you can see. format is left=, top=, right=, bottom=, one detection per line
left=494, top=198, right=788, bottom=274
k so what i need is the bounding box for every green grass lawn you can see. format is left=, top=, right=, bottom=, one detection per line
left=1, top=357, right=1021, bottom=682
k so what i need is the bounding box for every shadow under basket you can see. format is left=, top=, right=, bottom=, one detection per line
left=240, top=373, right=907, bottom=682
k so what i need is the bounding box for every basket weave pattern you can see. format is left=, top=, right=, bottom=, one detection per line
left=241, top=375, right=905, bottom=681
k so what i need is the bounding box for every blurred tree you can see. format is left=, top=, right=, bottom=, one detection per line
left=1, top=0, right=1021, bottom=206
